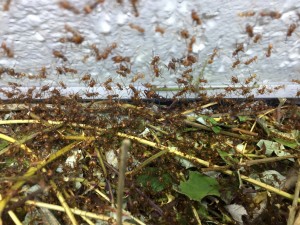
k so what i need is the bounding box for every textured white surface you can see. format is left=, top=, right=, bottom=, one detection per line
left=0, top=0, right=299, bottom=98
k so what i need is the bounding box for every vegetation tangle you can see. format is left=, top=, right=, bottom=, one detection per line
left=0, top=0, right=300, bottom=225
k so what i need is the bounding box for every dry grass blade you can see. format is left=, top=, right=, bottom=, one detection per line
left=0, top=141, right=81, bottom=223
left=50, top=180, right=78, bottom=225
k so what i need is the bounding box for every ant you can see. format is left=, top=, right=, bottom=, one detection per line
left=232, top=43, right=244, bottom=57
left=129, top=23, right=145, bottom=33
left=60, top=24, right=84, bottom=44
left=231, top=76, right=239, bottom=84
left=259, top=10, right=281, bottom=19
left=208, top=48, right=218, bottom=64
left=53, top=50, right=68, bottom=61
left=131, top=73, right=145, bottom=83
left=245, top=24, right=254, bottom=38
left=81, top=73, right=91, bottom=82
left=58, top=1, right=80, bottom=14
left=244, top=56, right=257, bottom=65
left=3, top=0, right=12, bottom=11
left=111, top=56, right=130, bottom=63
left=238, top=11, right=256, bottom=17
left=266, top=44, right=273, bottom=57
left=180, top=29, right=190, bottom=39
left=188, top=36, right=196, bottom=53
left=232, top=59, right=241, bottom=69
left=130, top=0, right=139, bottom=17
left=83, top=0, right=105, bottom=14
left=286, top=23, right=297, bottom=38
left=191, top=10, right=202, bottom=25
left=253, top=34, right=262, bottom=43
left=155, top=25, right=165, bottom=35
left=1, top=41, right=14, bottom=58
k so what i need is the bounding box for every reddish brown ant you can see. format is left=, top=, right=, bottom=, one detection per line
left=208, top=48, right=218, bottom=64
left=130, top=0, right=139, bottom=17
left=58, top=1, right=80, bottom=14
left=83, top=0, right=105, bottom=14
left=259, top=10, right=281, bottom=19
left=53, top=50, right=68, bottom=61
left=231, top=76, right=239, bottom=84
left=88, top=78, right=97, bottom=88
left=191, top=10, right=202, bottom=25
left=131, top=73, right=145, bottom=83
left=155, top=25, right=165, bottom=35
left=232, top=43, right=244, bottom=57
left=253, top=34, right=262, bottom=43
left=111, top=56, right=130, bottom=63
left=238, top=11, right=256, bottom=17
left=244, top=56, right=257, bottom=65
left=188, top=36, right=196, bottom=53
left=59, top=81, right=67, bottom=89
left=244, top=74, right=257, bottom=84
left=1, top=41, right=14, bottom=58
left=116, top=83, right=124, bottom=90
left=266, top=44, right=273, bottom=57
left=3, top=0, right=12, bottom=11
left=85, top=91, right=99, bottom=97
left=81, top=73, right=91, bottom=82
left=232, top=59, right=241, bottom=68
left=286, top=23, right=297, bottom=38
left=129, top=23, right=145, bottom=33
left=60, top=24, right=84, bottom=44
left=245, top=24, right=254, bottom=37
left=180, top=29, right=190, bottom=39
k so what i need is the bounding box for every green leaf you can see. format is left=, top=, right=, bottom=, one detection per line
left=137, top=167, right=172, bottom=192
left=237, top=116, right=250, bottom=122
left=179, top=171, right=220, bottom=201
left=212, top=126, right=222, bottom=134
left=217, top=149, right=238, bottom=166
left=273, top=138, right=298, bottom=149
left=208, top=117, right=218, bottom=125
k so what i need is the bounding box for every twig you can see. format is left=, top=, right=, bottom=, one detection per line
left=0, top=141, right=81, bottom=223
left=117, top=139, right=131, bottom=225
left=184, top=119, right=258, bottom=142
left=10, top=198, right=112, bottom=221
left=287, top=160, right=300, bottom=225
left=7, top=210, right=22, bottom=225
left=117, top=132, right=300, bottom=203
left=50, top=180, right=78, bottom=225
left=241, top=154, right=298, bottom=167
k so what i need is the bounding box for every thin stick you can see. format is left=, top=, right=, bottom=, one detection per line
left=287, top=160, right=300, bottom=225
left=10, top=198, right=112, bottom=221
left=50, top=180, right=78, bottom=225
left=117, top=132, right=300, bottom=203
left=7, top=210, right=22, bottom=225
left=117, top=139, right=131, bottom=225
left=0, top=141, right=81, bottom=223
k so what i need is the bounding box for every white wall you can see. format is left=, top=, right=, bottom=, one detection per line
left=0, top=0, right=300, bottom=98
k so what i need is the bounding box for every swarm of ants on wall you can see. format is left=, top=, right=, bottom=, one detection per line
left=0, top=1, right=300, bottom=225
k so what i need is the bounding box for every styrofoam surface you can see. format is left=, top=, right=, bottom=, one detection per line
left=0, top=0, right=299, bottom=98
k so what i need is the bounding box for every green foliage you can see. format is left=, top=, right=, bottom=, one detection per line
left=237, top=115, right=250, bottom=122
left=137, top=167, right=172, bottom=192
left=179, top=171, right=220, bottom=201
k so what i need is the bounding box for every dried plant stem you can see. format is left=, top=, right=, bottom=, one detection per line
left=287, top=160, right=300, bottom=225
left=0, top=133, right=33, bottom=154
left=50, top=180, right=78, bottom=225
left=117, top=139, right=131, bottom=225
left=0, top=141, right=81, bottom=224
left=241, top=154, right=298, bottom=166
left=7, top=210, right=22, bottom=225
left=184, top=119, right=258, bottom=142
left=10, top=198, right=112, bottom=221
left=117, top=132, right=300, bottom=203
